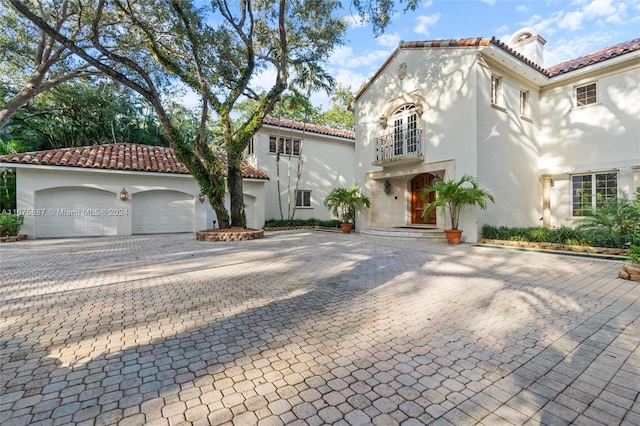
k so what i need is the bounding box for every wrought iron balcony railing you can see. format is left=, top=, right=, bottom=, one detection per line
left=374, top=128, right=423, bottom=164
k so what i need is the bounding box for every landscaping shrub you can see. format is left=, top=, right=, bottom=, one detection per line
left=0, top=213, right=24, bottom=237
left=264, top=218, right=341, bottom=229
left=628, top=188, right=640, bottom=264
left=481, top=224, right=627, bottom=248
left=482, top=194, right=639, bottom=250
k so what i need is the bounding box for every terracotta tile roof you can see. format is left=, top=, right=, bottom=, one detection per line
left=0, top=143, right=269, bottom=180
left=545, top=38, right=640, bottom=77
left=352, top=36, right=640, bottom=105
left=262, top=117, right=355, bottom=140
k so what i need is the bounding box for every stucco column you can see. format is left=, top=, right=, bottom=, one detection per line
left=541, top=174, right=552, bottom=229
left=632, top=166, right=640, bottom=193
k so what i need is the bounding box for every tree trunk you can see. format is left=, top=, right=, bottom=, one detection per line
left=227, top=149, right=246, bottom=228
left=0, top=84, right=41, bottom=130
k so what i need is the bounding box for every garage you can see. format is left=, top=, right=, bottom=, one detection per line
left=1, top=143, right=268, bottom=238
left=132, top=190, right=195, bottom=234
left=35, top=187, right=118, bottom=238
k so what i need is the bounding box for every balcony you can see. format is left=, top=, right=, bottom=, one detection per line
left=373, top=128, right=423, bottom=166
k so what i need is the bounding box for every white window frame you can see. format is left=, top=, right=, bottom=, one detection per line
left=295, top=190, right=312, bottom=208
left=571, top=171, right=618, bottom=216
left=491, top=75, right=503, bottom=107
left=575, top=82, right=597, bottom=108
left=519, top=90, right=530, bottom=118
left=269, top=136, right=300, bottom=156
left=246, top=137, right=255, bottom=156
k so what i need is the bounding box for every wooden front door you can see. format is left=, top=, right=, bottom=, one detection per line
left=411, top=173, right=436, bottom=224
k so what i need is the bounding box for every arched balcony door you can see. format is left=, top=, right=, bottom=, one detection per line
left=411, top=173, right=436, bottom=224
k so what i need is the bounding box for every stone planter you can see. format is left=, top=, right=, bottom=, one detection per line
left=619, top=264, right=640, bottom=282
left=196, top=228, right=264, bottom=242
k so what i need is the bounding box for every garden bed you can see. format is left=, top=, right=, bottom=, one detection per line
left=480, top=239, right=629, bottom=257
left=263, top=226, right=340, bottom=232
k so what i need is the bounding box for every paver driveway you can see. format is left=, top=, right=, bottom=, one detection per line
left=1, top=231, right=638, bottom=426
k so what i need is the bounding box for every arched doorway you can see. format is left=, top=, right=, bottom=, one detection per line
left=411, top=173, right=436, bottom=224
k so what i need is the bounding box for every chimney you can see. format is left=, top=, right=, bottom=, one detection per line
left=508, top=27, right=546, bottom=66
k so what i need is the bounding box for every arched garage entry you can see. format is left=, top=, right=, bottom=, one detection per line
left=132, top=190, right=195, bottom=234
left=35, top=187, right=117, bottom=238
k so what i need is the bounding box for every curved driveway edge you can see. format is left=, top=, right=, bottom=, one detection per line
left=1, top=231, right=638, bottom=425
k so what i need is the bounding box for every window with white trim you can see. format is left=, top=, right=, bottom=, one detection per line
left=295, top=190, right=311, bottom=208
left=245, top=137, right=255, bottom=155
left=391, top=104, right=419, bottom=155
left=269, top=136, right=300, bottom=156
left=575, top=82, right=597, bottom=107
left=520, top=90, right=530, bottom=117
left=491, top=75, right=502, bottom=106
left=571, top=172, right=618, bottom=216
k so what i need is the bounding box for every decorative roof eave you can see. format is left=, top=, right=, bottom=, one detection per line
left=351, top=37, right=494, bottom=108
left=0, top=143, right=270, bottom=180
left=545, top=37, right=640, bottom=77
left=350, top=36, right=640, bottom=108
left=261, top=117, right=355, bottom=140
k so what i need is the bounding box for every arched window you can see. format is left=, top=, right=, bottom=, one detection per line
left=391, top=104, right=418, bottom=155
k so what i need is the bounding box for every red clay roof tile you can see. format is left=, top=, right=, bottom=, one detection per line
left=0, top=143, right=269, bottom=180
left=261, top=117, right=355, bottom=140
left=545, top=38, right=640, bottom=77
left=352, top=36, right=640, bottom=105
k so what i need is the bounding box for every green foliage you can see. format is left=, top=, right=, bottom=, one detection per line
left=264, top=218, right=341, bottom=228
left=628, top=187, right=640, bottom=264
left=576, top=196, right=640, bottom=236
left=481, top=225, right=629, bottom=249
left=324, top=187, right=371, bottom=224
left=0, top=213, right=24, bottom=236
left=629, top=246, right=640, bottom=264
left=3, top=80, right=172, bottom=151
left=422, top=174, right=495, bottom=230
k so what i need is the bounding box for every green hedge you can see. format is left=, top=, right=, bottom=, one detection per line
left=264, top=218, right=342, bottom=228
left=481, top=225, right=632, bottom=249
left=0, top=213, right=24, bottom=237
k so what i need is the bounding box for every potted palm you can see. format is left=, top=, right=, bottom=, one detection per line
left=421, top=174, right=494, bottom=244
left=324, top=186, right=371, bottom=234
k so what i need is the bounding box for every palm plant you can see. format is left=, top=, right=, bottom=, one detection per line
left=421, top=174, right=494, bottom=230
left=324, top=186, right=371, bottom=224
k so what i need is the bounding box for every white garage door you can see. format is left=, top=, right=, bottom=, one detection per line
left=35, top=187, right=118, bottom=238
left=132, top=190, right=195, bottom=234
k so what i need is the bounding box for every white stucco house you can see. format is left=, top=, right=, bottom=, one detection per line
left=350, top=28, right=640, bottom=242
left=0, top=143, right=269, bottom=238
left=245, top=117, right=356, bottom=222
left=2, top=29, right=638, bottom=242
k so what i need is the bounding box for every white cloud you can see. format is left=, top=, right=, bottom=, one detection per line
left=327, top=45, right=391, bottom=69
left=481, top=0, right=496, bottom=5
left=544, top=34, right=608, bottom=66
left=516, top=5, right=528, bottom=13
left=421, top=0, right=433, bottom=8
left=413, top=13, right=440, bottom=36
left=584, top=0, right=617, bottom=18
left=557, top=11, right=585, bottom=30
left=344, top=13, right=367, bottom=29
left=377, top=32, right=402, bottom=48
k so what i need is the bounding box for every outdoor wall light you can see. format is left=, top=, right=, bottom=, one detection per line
left=119, top=188, right=128, bottom=201
left=432, top=175, right=442, bottom=185
left=198, top=193, right=206, bottom=203
left=384, top=180, right=392, bottom=195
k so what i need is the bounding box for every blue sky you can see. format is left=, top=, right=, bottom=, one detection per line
left=315, top=0, right=640, bottom=107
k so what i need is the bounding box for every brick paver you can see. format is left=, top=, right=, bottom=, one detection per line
left=1, top=231, right=638, bottom=425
